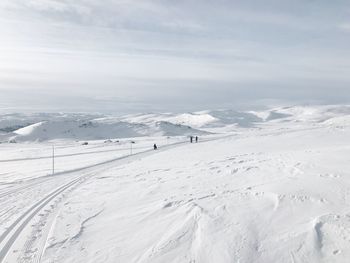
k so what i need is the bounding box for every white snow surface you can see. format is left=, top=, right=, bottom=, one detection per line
left=165, top=113, right=219, bottom=128
left=1, top=105, right=350, bottom=262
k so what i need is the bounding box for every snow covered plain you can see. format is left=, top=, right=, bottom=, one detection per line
left=1, top=105, right=350, bottom=262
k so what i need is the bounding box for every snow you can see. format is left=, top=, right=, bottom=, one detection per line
left=5, top=119, right=206, bottom=142
left=14, top=122, right=46, bottom=136
left=165, top=113, right=218, bottom=128
left=1, top=105, right=350, bottom=262
left=323, top=115, right=350, bottom=128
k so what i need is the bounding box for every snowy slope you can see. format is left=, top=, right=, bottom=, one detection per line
left=1, top=105, right=350, bottom=262
left=165, top=113, right=219, bottom=128
left=36, top=115, right=350, bottom=263
left=11, top=120, right=145, bottom=141
left=0, top=113, right=101, bottom=132
left=153, top=121, right=210, bottom=136
left=269, top=105, right=350, bottom=123
left=323, top=115, right=350, bottom=128
left=7, top=119, right=207, bottom=142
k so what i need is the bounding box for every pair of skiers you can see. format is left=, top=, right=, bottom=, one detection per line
left=190, top=136, right=198, bottom=143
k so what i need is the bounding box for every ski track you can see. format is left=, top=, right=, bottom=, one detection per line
left=0, top=176, right=84, bottom=262
left=0, top=134, right=231, bottom=262
left=0, top=145, right=150, bottom=163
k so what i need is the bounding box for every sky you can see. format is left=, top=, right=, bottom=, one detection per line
left=0, top=0, right=350, bottom=113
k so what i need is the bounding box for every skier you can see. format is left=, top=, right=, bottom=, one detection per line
left=195, top=136, right=198, bottom=143
left=190, top=136, right=193, bottom=143
left=153, top=143, right=158, bottom=150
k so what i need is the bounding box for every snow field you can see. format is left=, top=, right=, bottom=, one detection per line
left=39, top=124, right=350, bottom=263
left=1, top=106, right=350, bottom=262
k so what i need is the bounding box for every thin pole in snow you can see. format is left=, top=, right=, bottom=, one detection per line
left=52, top=145, right=55, bottom=175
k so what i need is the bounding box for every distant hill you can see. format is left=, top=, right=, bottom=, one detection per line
left=2, top=105, right=350, bottom=142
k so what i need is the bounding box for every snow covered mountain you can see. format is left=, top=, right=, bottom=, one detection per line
left=2, top=105, right=350, bottom=142
left=5, top=119, right=208, bottom=142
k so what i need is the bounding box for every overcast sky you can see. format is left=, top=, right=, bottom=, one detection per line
left=1, top=0, right=350, bottom=113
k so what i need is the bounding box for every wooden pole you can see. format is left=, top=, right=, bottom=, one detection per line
left=52, top=145, right=55, bottom=175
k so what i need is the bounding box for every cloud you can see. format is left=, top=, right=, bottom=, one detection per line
left=338, top=23, right=350, bottom=32
left=1, top=0, right=350, bottom=112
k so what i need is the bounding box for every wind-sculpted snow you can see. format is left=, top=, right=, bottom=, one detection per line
left=12, top=112, right=350, bottom=262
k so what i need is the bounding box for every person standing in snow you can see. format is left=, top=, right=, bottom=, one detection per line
left=195, top=136, right=198, bottom=143
left=153, top=143, right=158, bottom=150
left=190, top=136, right=193, bottom=143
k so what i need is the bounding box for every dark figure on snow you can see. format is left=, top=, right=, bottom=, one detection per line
left=153, top=143, right=158, bottom=150
left=190, top=136, right=193, bottom=143
left=195, top=136, right=198, bottom=143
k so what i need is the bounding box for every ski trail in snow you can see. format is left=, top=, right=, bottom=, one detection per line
left=0, top=134, right=231, bottom=262
left=37, top=205, right=63, bottom=263
left=0, top=177, right=54, bottom=199
left=0, top=146, right=150, bottom=163
left=0, top=177, right=84, bottom=262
